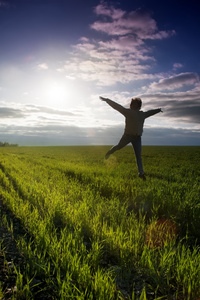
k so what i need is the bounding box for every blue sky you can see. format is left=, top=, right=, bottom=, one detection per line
left=0, top=0, right=199, bottom=146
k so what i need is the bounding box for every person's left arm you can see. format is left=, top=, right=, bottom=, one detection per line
left=144, top=108, right=163, bottom=118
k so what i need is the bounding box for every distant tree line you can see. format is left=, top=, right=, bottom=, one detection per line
left=0, top=141, right=18, bottom=147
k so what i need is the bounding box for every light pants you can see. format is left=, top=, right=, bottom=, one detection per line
left=106, top=134, right=144, bottom=175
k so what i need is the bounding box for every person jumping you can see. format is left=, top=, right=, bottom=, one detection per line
left=99, top=96, right=163, bottom=180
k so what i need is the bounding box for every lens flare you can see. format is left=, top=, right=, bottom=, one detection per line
left=105, top=156, right=118, bottom=168
left=146, top=218, right=177, bottom=248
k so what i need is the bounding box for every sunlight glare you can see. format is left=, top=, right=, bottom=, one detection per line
left=46, top=82, right=67, bottom=104
left=41, top=77, right=76, bottom=109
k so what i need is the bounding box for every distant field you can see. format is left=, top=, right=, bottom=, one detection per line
left=0, top=146, right=200, bottom=299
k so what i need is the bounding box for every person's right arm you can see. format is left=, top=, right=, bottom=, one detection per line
left=99, top=96, right=126, bottom=115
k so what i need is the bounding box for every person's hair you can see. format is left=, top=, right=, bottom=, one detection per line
left=130, top=97, right=142, bottom=110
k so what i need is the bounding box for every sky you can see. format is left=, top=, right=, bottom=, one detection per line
left=0, top=0, right=200, bottom=146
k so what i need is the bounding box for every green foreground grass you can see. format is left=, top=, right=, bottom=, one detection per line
left=0, top=146, right=200, bottom=299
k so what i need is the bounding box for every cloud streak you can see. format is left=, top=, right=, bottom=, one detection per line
left=148, top=73, right=199, bottom=91
left=1, top=121, right=199, bottom=146
left=139, top=83, right=200, bottom=124
left=0, top=107, right=24, bottom=118
left=0, top=103, right=80, bottom=120
left=0, top=94, right=199, bottom=146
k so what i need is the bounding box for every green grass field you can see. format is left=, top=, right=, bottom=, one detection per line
left=0, top=146, right=200, bottom=299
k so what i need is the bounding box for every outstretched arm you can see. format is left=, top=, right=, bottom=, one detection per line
left=144, top=108, right=163, bottom=118
left=99, top=96, right=108, bottom=102
left=99, top=96, right=126, bottom=115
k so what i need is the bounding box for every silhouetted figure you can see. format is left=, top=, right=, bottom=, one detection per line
left=100, top=96, right=163, bottom=180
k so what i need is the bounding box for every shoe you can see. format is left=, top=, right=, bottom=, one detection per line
left=105, top=151, right=111, bottom=160
left=105, top=153, right=110, bottom=160
left=139, top=174, right=146, bottom=181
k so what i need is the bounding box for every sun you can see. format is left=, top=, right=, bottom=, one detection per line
left=40, top=75, right=78, bottom=109
left=43, top=80, right=70, bottom=108
left=47, top=83, right=66, bottom=100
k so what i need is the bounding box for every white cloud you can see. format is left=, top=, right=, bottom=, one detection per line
left=94, top=2, right=125, bottom=20
left=36, top=63, right=48, bottom=70
left=62, top=2, right=175, bottom=86
left=173, top=63, right=183, bottom=70
left=65, top=75, right=76, bottom=80
left=91, top=3, right=175, bottom=40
